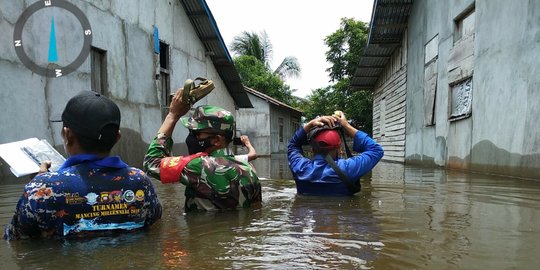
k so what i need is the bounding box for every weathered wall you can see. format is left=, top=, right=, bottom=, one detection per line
left=236, top=92, right=302, bottom=156
left=0, top=0, right=237, bottom=183
left=236, top=92, right=271, bottom=156
left=269, top=104, right=301, bottom=154
left=404, top=0, right=540, bottom=179
left=236, top=92, right=301, bottom=178
left=372, top=31, right=408, bottom=163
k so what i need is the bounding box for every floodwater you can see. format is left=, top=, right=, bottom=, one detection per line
left=1, top=159, right=540, bottom=269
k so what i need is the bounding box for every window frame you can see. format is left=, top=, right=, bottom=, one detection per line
left=158, top=41, right=171, bottom=120
left=90, top=46, right=107, bottom=95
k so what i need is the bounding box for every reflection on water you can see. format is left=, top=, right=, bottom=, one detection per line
left=216, top=184, right=383, bottom=269
left=2, top=161, right=540, bottom=269
left=249, top=155, right=293, bottom=180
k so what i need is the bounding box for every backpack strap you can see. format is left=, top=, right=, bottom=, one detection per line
left=159, top=152, right=208, bottom=184
left=338, top=128, right=353, bottom=158
left=324, top=154, right=360, bottom=194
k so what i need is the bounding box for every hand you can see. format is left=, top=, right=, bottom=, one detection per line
left=240, top=135, right=251, bottom=147
left=333, top=110, right=358, bottom=137
left=332, top=110, right=349, bottom=127
left=168, top=87, right=190, bottom=119
left=304, top=115, right=337, bottom=132
left=38, top=161, right=51, bottom=174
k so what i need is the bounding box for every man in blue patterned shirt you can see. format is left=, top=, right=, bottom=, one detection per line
left=4, top=91, right=162, bottom=240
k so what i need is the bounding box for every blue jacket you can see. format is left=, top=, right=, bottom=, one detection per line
left=288, top=127, right=384, bottom=196
left=4, top=154, right=162, bottom=240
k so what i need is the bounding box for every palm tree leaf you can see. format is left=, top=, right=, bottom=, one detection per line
left=231, top=31, right=273, bottom=68
left=274, top=56, right=301, bottom=79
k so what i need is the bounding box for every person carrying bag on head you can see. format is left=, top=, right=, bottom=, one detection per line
left=287, top=111, right=384, bottom=196
left=143, top=80, right=261, bottom=212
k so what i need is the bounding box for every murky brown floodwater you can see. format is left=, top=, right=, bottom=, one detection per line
left=1, top=160, right=540, bottom=269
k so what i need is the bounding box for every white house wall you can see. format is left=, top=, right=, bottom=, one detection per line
left=236, top=93, right=272, bottom=156
left=235, top=93, right=271, bottom=178
left=269, top=105, right=301, bottom=154
left=404, top=0, right=540, bottom=179
left=0, top=0, right=237, bottom=183
left=236, top=91, right=302, bottom=179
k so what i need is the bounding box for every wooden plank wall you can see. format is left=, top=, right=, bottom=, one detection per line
left=372, top=31, right=408, bottom=163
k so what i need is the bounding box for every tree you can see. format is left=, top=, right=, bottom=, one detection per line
left=334, top=79, right=373, bottom=131
left=231, top=31, right=273, bottom=68
left=300, top=18, right=372, bottom=133
left=299, top=84, right=372, bottom=133
left=325, top=18, right=369, bottom=82
left=298, top=86, right=339, bottom=121
left=231, top=31, right=301, bottom=80
left=230, top=31, right=300, bottom=106
left=273, top=56, right=301, bottom=80
left=327, top=18, right=372, bottom=133
left=234, top=55, right=295, bottom=105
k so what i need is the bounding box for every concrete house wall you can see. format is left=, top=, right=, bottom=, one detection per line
left=236, top=88, right=302, bottom=156
left=236, top=91, right=272, bottom=156
left=236, top=88, right=302, bottom=179
left=404, top=0, right=540, bottom=179
left=0, top=0, right=240, bottom=183
left=269, top=104, right=301, bottom=154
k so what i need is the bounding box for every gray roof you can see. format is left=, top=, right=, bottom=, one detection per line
left=350, top=0, right=414, bottom=90
left=180, top=0, right=253, bottom=108
left=243, top=87, right=303, bottom=115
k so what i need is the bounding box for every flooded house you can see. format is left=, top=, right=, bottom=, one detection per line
left=236, top=87, right=302, bottom=179
left=351, top=0, right=540, bottom=179
left=0, top=0, right=252, bottom=183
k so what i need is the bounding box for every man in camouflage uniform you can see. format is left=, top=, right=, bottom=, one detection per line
left=143, top=90, right=261, bottom=212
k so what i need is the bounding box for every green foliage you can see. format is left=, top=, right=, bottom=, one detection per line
left=298, top=86, right=339, bottom=121
left=231, top=31, right=301, bottom=80
left=231, top=31, right=301, bottom=107
left=325, top=18, right=369, bottom=81
left=234, top=55, right=295, bottom=104
left=300, top=18, right=373, bottom=134
left=298, top=80, right=373, bottom=133
left=274, top=56, right=301, bottom=79
left=231, top=31, right=273, bottom=68
left=231, top=20, right=372, bottom=133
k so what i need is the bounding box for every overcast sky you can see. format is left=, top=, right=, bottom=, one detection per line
left=205, top=0, right=374, bottom=98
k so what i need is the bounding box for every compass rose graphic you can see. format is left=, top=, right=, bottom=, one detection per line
left=13, top=0, right=92, bottom=78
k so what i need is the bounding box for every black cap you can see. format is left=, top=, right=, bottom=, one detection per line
left=51, top=91, right=121, bottom=141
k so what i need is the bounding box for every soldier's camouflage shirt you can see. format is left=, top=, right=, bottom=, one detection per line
left=143, top=133, right=262, bottom=211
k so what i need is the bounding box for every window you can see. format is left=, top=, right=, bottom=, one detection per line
left=424, top=35, right=439, bottom=126
left=290, top=117, right=300, bottom=138
left=454, top=7, right=475, bottom=43
left=91, top=47, right=107, bottom=95
left=449, top=77, right=473, bottom=120
left=448, top=5, right=475, bottom=121
left=159, top=42, right=169, bottom=70
left=278, top=117, right=284, bottom=143
left=159, top=41, right=170, bottom=120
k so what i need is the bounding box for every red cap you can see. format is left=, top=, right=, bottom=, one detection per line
left=313, top=130, right=341, bottom=149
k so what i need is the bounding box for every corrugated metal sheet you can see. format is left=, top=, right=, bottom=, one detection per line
left=180, top=0, right=253, bottom=108
left=350, top=0, right=413, bottom=90
left=244, top=87, right=303, bottom=115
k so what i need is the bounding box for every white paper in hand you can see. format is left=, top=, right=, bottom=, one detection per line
left=0, top=138, right=66, bottom=177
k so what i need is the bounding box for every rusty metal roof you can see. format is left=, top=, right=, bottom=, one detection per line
left=180, top=0, right=253, bottom=108
left=350, top=0, right=414, bottom=90
left=243, top=87, right=303, bottom=115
